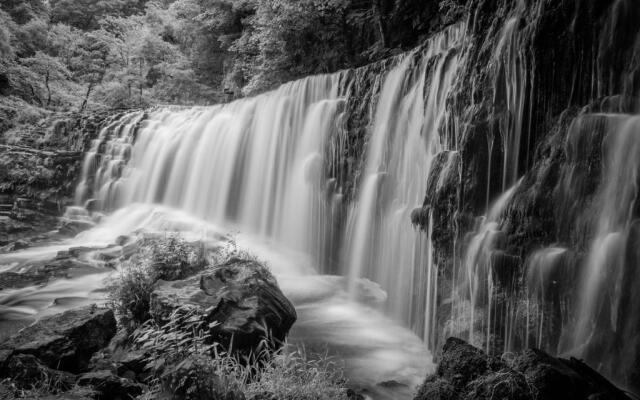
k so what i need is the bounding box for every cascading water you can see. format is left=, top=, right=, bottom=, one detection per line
left=73, top=24, right=467, bottom=350
left=0, top=23, right=468, bottom=397
left=343, top=25, right=464, bottom=341
left=564, top=114, right=640, bottom=378
left=451, top=180, right=520, bottom=352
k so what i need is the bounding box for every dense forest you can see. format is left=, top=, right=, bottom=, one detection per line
left=0, top=0, right=462, bottom=132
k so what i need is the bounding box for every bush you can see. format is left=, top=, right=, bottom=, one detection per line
left=149, top=236, right=207, bottom=281
left=107, top=235, right=208, bottom=330
left=132, top=306, right=349, bottom=400
left=0, top=378, right=96, bottom=400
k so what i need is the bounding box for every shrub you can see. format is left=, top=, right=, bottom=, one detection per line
left=132, top=306, right=349, bottom=400
left=0, top=378, right=96, bottom=400
left=149, top=236, right=207, bottom=281
left=107, top=235, right=208, bottom=330
left=108, top=261, right=156, bottom=330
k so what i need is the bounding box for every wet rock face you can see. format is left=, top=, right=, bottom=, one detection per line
left=415, top=338, right=632, bottom=400
left=408, top=0, right=640, bottom=389
left=77, top=370, right=144, bottom=400
left=151, top=258, right=297, bottom=355
left=201, top=258, right=297, bottom=352
left=0, top=305, right=116, bottom=373
left=0, top=111, right=123, bottom=245
left=2, top=353, right=77, bottom=390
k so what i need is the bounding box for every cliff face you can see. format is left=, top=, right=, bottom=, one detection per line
left=412, top=0, right=640, bottom=390
left=0, top=112, right=117, bottom=245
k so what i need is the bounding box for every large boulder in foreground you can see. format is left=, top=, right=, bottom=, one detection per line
left=415, top=338, right=632, bottom=400
left=151, top=258, right=297, bottom=355
left=0, top=305, right=116, bottom=374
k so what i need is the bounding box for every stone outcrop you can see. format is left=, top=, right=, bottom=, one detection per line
left=415, top=338, right=632, bottom=400
left=0, top=111, right=122, bottom=246
left=150, top=257, right=297, bottom=355
left=0, top=305, right=116, bottom=374
left=76, top=370, right=144, bottom=400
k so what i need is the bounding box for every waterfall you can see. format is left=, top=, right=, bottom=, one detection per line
left=73, top=24, right=466, bottom=350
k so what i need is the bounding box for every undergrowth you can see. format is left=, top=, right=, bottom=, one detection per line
left=107, top=234, right=208, bottom=330
left=0, top=378, right=96, bottom=400
left=133, top=306, right=349, bottom=400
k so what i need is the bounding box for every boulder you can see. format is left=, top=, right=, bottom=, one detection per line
left=414, top=376, right=457, bottom=400
left=0, top=305, right=116, bottom=373
left=512, top=349, right=591, bottom=400
left=0, top=239, right=29, bottom=252
left=200, top=258, right=297, bottom=353
left=150, top=258, right=296, bottom=355
left=415, top=338, right=632, bottom=400
left=58, top=219, right=95, bottom=236
left=436, top=337, right=501, bottom=388
left=77, top=370, right=144, bottom=400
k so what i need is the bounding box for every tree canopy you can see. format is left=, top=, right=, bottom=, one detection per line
left=0, top=0, right=463, bottom=120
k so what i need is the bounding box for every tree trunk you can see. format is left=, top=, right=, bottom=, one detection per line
left=79, top=82, right=94, bottom=113
left=45, top=70, right=51, bottom=107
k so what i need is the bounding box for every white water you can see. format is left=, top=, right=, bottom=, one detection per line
left=344, top=26, right=463, bottom=340
left=571, top=115, right=640, bottom=352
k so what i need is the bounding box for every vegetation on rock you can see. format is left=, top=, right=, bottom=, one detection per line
left=107, top=235, right=208, bottom=330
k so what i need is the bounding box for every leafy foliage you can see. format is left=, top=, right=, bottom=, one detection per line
left=107, top=235, right=208, bottom=330
left=0, top=0, right=462, bottom=127
left=132, top=305, right=348, bottom=400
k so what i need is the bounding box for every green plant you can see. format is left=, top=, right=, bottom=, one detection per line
left=132, top=305, right=349, bottom=400
left=107, top=235, right=209, bottom=330
left=0, top=377, right=96, bottom=400
left=107, top=259, right=156, bottom=330
left=149, top=235, right=207, bottom=281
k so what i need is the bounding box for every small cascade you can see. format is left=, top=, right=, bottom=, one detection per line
left=74, top=113, right=144, bottom=209
left=567, top=114, right=640, bottom=374
left=525, top=247, right=567, bottom=350
left=487, top=1, right=540, bottom=193
left=450, top=181, right=520, bottom=352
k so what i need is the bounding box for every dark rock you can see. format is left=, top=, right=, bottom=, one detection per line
left=436, top=337, right=495, bottom=388
left=1, top=353, right=76, bottom=390
left=77, top=370, right=144, bottom=400
left=0, top=257, right=103, bottom=290
left=0, top=305, right=116, bottom=373
left=0, top=239, right=29, bottom=252
left=151, top=258, right=296, bottom=356
left=346, top=388, right=366, bottom=400
left=200, top=258, right=297, bottom=354
left=415, top=339, right=632, bottom=400
left=414, top=376, right=457, bottom=400
left=466, top=369, right=532, bottom=400
left=0, top=271, right=50, bottom=289
left=512, top=349, right=591, bottom=400
left=84, top=199, right=99, bottom=213
left=58, top=219, right=95, bottom=236
left=116, top=350, right=147, bottom=377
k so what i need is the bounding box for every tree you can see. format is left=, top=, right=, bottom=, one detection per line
left=50, top=0, right=146, bottom=30
left=20, top=51, right=71, bottom=107
left=72, top=31, right=114, bottom=112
